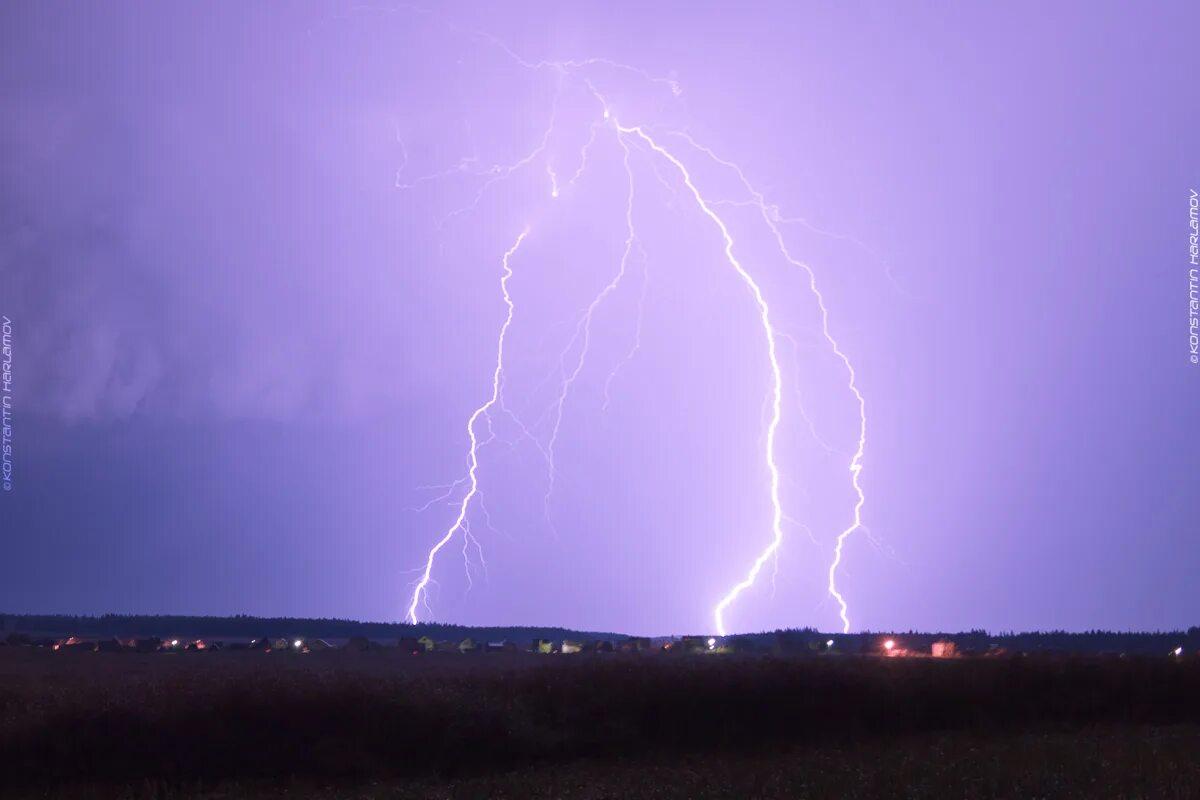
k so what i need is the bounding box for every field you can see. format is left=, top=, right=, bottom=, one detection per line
left=2, top=648, right=1198, bottom=799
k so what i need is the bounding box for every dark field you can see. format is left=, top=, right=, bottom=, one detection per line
left=2, top=649, right=1198, bottom=799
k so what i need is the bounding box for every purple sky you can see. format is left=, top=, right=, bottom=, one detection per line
left=1, top=2, right=1196, bottom=635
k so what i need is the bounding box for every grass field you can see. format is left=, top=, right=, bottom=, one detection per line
left=2, top=648, right=1197, bottom=798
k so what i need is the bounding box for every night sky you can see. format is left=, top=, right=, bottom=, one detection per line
left=1, top=2, right=1196, bottom=635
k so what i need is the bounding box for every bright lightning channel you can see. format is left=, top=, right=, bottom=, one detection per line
left=668, top=134, right=868, bottom=633
left=406, top=227, right=531, bottom=623
left=613, top=123, right=785, bottom=638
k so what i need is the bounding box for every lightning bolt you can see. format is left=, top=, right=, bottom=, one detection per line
left=613, top=123, right=786, bottom=638
left=387, top=12, right=874, bottom=633
left=406, top=227, right=530, bottom=623
left=664, top=133, right=868, bottom=633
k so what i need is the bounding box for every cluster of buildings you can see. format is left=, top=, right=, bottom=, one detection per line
left=0, top=632, right=648, bottom=655
left=1, top=632, right=732, bottom=656
left=4, top=631, right=1193, bottom=659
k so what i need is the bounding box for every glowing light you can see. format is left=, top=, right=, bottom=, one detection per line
left=883, top=639, right=895, bottom=651
left=406, top=228, right=532, bottom=623
left=826, top=639, right=834, bottom=647
left=294, top=639, right=303, bottom=649
left=170, top=639, right=179, bottom=647
left=1174, top=647, right=1184, bottom=656
left=707, top=637, right=716, bottom=650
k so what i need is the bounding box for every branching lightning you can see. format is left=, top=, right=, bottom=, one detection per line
left=542, top=130, right=639, bottom=517
left=406, top=227, right=530, bottom=623
left=611, top=123, right=787, bottom=638
left=662, top=132, right=869, bottom=633
left=391, top=14, right=875, bottom=634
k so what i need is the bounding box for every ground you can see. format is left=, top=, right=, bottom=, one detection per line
left=2, top=647, right=1197, bottom=798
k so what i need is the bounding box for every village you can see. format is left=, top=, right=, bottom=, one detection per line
left=3, top=612, right=1196, bottom=660
left=1, top=630, right=970, bottom=657
left=8, top=630, right=1191, bottom=659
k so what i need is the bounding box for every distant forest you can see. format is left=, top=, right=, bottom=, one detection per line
left=2, top=614, right=1197, bottom=655
left=0, top=613, right=625, bottom=645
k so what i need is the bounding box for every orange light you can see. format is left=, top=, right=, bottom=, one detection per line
left=883, top=639, right=895, bottom=651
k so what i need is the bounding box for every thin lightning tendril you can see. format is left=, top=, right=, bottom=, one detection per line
left=542, top=129, right=638, bottom=517
left=600, top=240, right=648, bottom=413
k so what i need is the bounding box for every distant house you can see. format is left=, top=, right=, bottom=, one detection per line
left=931, top=641, right=957, bottom=658
left=433, top=640, right=458, bottom=653
left=532, top=639, right=557, bottom=654
left=306, top=639, right=334, bottom=651
left=773, top=632, right=815, bottom=656
left=678, top=636, right=710, bottom=654
left=96, top=638, right=127, bottom=653
left=561, top=640, right=584, bottom=654
left=270, top=637, right=291, bottom=652
left=398, top=637, right=424, bottom=655
left=618, top=637, right=652, bottom=653
left=725, top=636, right=759, bottom=654
left=485, top=641, right=518, bottom=653
left=185, top=640, right=211, bottom=651
left=457, top=637, right=479, bottom=654
left=344, top=636, right=376, bottom=652
left=248, top=636, right=271, bottom=651
left=134, top=637, right=162, bottom=653
left=417, top=636, right=436, bottom=652
left=589, top=640, right=614, bottom=653
left=58, top=637, right=97, bottom=652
